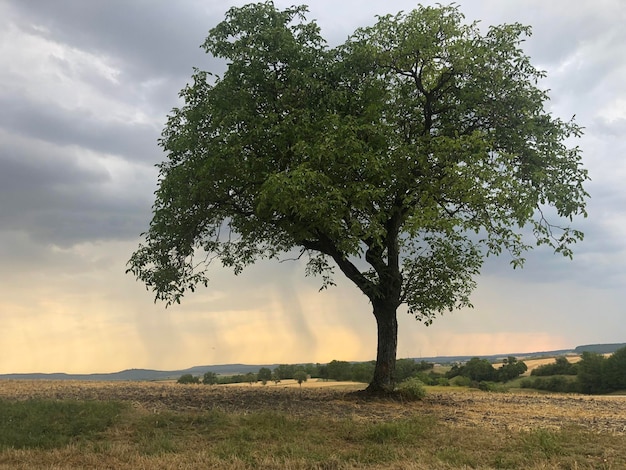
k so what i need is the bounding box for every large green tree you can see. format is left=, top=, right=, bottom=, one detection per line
left=128, top=2, right=588, bottom=393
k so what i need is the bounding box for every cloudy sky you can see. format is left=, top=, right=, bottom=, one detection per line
left=1, top=0, right=624, bottom=374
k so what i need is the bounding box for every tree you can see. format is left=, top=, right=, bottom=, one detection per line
left=244, top=372, right=257, bottom=385
left=127, top=3, right=589, bottom=393
left=459, top=358, right=497, bottom=382
left=396, top=358, right=433, bottom=382
left=603, top=346, right=626, bottom=391
left=326, top=360, right=353, bottom=381
left=351, top=361, right=376, bottom=383
left=274, top=364, right=296, bottom=380
left=530, top=356, right=578, bottom=376
left=271, top=370, right=281, bottom=384
left=497, top=356, right=527, bottom=382
left=202, top=371, right=219, bottom=385
left=293, top=370, right=308, bottom=387
left=258, top=367, right=272, bottom=385
left=577, top=351, right=607, bottom=394
left=177, top=374, right=200, bottom=384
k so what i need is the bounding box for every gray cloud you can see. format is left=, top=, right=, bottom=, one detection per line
left=5, top=0, right=217, bottom=80
left=0, top=97, right=162, bottom=163
left=0, top=129, right=155, bottom=246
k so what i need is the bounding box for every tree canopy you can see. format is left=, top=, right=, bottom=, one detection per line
left=128, top=2, right=588, bottom=392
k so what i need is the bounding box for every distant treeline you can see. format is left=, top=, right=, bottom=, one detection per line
left=177, top=359, right=436, bottom=385
left=445, top=356, right=528, bottom=384
left=521, top=347, right=626, bottom=394
left=177, top=357, right=533, bottom=388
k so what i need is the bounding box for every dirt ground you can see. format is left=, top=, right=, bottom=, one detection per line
left=1, top=380, right=624, bottom=435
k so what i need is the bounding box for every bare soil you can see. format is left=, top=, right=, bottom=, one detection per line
left=1, top=380, right=624, bottom=435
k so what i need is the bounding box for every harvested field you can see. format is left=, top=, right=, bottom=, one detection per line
left=1, top=380, right=624, bottom=435
left=1, top=380, right=626, bottom=469
left=518, top=355, right=582, bottom=375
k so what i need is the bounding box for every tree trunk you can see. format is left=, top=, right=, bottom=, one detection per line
left=366, top=299, right=399, bottom=394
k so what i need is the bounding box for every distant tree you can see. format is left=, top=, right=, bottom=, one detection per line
left=395, top=358, right=434, bottom=382
left=258, top=367, right=272, bottom=385
left=445, top=364, right=462, bottom=379
left=244, top=372, right=257, bottom=385
left=127, top=2, right=589, bottom=394
left=604, top=346, right=626, bottom=391
left=351, top=362, right=375, bottom=383
left=271, top=370, right=281, bottom=385
left=202, top=371, right=218, bottom=385
left=326, top=360, right=353, bottom=381
left=531, top=356, right=578, bottom=376
left=497, top=356, right=527, bottom=381
left=293, top=370, right=308, bottom=387
left=274, top=364, right=296, bottom=380
left=460, top=358, right=497, bottom=382
left=577, top=352, right=608, bottom=394
left=177, top=374, right=200, bottom=384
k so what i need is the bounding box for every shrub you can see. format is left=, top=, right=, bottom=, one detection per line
left=478, top=381, right=497, bottom=392
left=478, top=381, right=507, bottom=392
left=519, top=376, right=579, bottom=393
left=451, top=375, right=471, bottom=387
left=519, top=378, right=533, bottom=389
left=396, top=377, right=427, bottom=400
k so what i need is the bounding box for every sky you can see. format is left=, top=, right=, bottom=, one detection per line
left=0, top=0, right=625, bottom=374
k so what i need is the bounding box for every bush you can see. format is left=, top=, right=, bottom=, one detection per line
left=519, top=376, right=580, bottom=393
left=478, top=381, right=496, bottom=392
left=519, top=378, right=533, bottom=389
left=478, top=381, right=507, bottom=392
left=450, top=375, right=471, bottom=387
left=396, top=377, right=427, bottom=400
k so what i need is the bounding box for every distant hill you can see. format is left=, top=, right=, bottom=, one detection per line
left=412, top=349, right=575, bottom=365
left=574, top=343, right=626, bottom=354
left=1, top=343, right=621, bottom=381
left=0, top=364, right=275, bottom=382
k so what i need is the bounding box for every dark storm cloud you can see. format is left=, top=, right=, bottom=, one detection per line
left=0, top=97, right=161, bottom=163
left=0, top=0, right=222, bottom=247
left=5, top=0, right=221, bottom=81
left=0, top=131, right=154, bottom=246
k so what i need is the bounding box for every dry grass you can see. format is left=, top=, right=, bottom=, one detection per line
left=0, top=380, right=625, bottom=469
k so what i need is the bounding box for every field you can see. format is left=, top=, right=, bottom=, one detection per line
left=0, top=380, right=625, bottom=469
